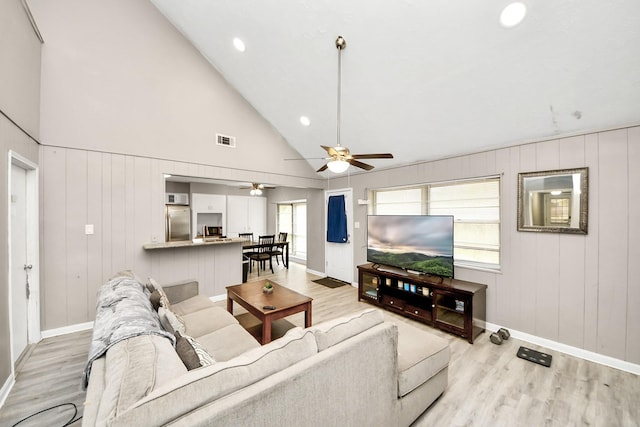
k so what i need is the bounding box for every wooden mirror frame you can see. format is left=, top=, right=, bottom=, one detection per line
left=517, top=167, right=588, bottom=234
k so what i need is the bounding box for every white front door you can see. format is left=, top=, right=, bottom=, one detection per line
left=10, top=163, right=29, bottom=364
left=324, top=188, right=353, bottom=284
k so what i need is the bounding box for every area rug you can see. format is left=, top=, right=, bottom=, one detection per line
left=313, top=277, right=349, bottom=288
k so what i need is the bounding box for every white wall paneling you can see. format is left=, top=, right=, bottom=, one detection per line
left=41, top=147, right=264, bottom=330
left=596, top=130, right=629, bottom=360
left=330, top=125, right=640, bottom=366
left=626, top=127, right=640, bottom=363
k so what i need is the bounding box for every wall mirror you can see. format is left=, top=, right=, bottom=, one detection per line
left=517, top=167, right=588, bottom=234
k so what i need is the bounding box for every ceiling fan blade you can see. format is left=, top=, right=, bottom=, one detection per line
left=321, top=145, right=339, bottom=157
left=351, top=153, right=394, bottom=159
left=348, top=159, right=374, bottom=171
left=316, top=163, right=329, bottom=172
left=284, top=157, right=327, bottom=160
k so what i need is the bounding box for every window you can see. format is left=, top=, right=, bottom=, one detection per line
left=372, top=187, right=423, bottom=214
left=277, top=201, right=307, bottom=260
left=369, top=177, right=501, bottom=270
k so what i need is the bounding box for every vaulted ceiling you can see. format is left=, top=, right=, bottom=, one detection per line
left=151, top=0, right=640, bottom=174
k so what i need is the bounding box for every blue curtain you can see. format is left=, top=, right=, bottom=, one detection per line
left=327, top=195, right=348, bottom=243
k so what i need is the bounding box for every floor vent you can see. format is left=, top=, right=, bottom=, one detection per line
left=216, top=134, right=236, bottom=148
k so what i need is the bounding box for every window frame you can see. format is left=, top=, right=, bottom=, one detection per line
left=277, top=200, right=307, bottom=260
left=368, top=175, right=501, bottom=273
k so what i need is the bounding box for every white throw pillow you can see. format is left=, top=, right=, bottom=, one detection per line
left=158, top=306, right=186, bottom=335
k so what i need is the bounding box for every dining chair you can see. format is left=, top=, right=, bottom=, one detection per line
left=270, top=232, right=288, bottom=265
left=238, top=232, right=254, bottom=243
left=247, top=234, right=275, bottom=275
left=239, top=232, right=255, bottom=257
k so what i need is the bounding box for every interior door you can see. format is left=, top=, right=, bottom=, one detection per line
left=11, top=164, right=29, bottom=364
left=324, top=188, right=353, bottom=284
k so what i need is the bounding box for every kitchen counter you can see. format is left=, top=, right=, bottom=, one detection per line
left=142, top=237, right=244, bottom=250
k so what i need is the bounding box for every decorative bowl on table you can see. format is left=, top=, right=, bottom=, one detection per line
left=263, top=283, right=273, bottom=294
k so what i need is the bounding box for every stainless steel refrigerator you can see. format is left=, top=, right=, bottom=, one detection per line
left=165, top=205, right=191, bottom=241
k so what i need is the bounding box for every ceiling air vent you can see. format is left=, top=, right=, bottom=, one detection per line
left=216, top=133, right=236, bottom=148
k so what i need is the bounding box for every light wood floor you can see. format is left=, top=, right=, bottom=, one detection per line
left=1, top=262, right=638, bottom=426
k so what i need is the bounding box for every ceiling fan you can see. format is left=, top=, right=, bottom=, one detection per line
left=318, top=36, right=394, bottom=173
left=285, top=36, right=393, bottom=173
left=239, top=183, right=275, bottom=196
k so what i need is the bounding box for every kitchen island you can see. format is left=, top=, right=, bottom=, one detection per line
left=142, top=238, right=244, bottom=297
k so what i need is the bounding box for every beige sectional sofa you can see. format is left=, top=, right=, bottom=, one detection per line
left=83, top=272, right=450, bottom=426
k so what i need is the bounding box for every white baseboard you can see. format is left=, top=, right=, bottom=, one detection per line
left=0, top=373, right=15, bottom=410
left=41, top=321, right=94, bottom=339
left=485, top=321, right=640, bottom=376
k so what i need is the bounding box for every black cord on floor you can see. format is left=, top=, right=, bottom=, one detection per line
left=11, top=402, right=82, bottom=427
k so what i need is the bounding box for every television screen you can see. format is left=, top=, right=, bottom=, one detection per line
left=367, top=215, right=454, bottom=278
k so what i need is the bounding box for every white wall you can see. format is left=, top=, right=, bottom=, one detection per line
left=29, top=0, right=319, bottom=180
left=333, top=126, right=640, bottom=365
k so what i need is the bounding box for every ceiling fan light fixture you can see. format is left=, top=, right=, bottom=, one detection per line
left=327, top=159, right=350, bottom=173
left=249, top=183, right=263, bottom=196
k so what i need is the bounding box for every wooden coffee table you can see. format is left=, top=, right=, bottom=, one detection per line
left=226, top=279, right=312, bottom=344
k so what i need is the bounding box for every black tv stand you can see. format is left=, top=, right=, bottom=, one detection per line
left=358, top=263, right=487, bottom=343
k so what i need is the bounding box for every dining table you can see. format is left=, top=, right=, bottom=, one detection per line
left=242, top=241, right=289, bottom=268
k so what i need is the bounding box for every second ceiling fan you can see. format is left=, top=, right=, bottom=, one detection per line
left=317, top=36, right=393, bottom=173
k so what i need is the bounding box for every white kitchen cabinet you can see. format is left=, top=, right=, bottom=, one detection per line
left=226, top=195, right=266, bottom=238
left=192, top=193, right=226, bottom=213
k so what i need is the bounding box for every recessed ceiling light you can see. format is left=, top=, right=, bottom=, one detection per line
left=233, top=37, right=246, bottom=52
left=300, top=116, right=311, bottom=126
left=500, top=2, right=527, bottom=28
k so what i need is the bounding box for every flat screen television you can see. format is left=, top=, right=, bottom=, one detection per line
left=367, top=215, right=454, bottom=278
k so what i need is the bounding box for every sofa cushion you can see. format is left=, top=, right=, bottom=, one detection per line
left=111, top=327, right=318, bottom=427
left=175, top=332, right=215, bottom=370
left=170, top=294, right=216, bottom=316
left=197, top=323, right=261, bottom=362
left=149, top=289, right=162, bottom=311
left=393, top=319, right=450, bottom=397
left=148, top=277, right=171, bottom=309
left=175, top=331, right=200, bottom=370
left=310, top=308, right=384, bottom=351
left=182, top=306, right=239, bottom=338
left=96, top=334, right=187, bottom=422
left=158, top=306, right=186, bottom=335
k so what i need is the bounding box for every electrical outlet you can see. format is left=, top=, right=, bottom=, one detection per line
left=85, top=224, right=94, bottom=235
